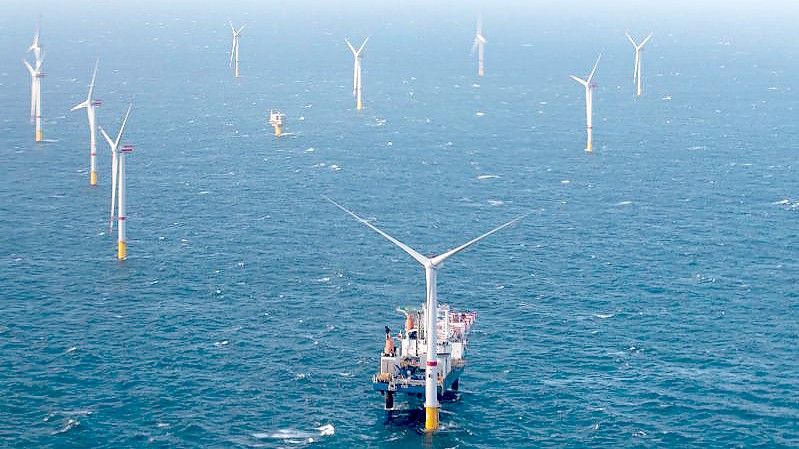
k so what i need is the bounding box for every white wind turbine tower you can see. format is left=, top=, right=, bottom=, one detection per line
left=71, top=60, right=101, bottom=186
left=100, top=104, right=134, bottom=261
left=229, top=22, right=246, bottom=78
left=471, top=16, right=487, bottom=77
left=625, top=33, right=653, bottom=97
left=345, top=38, right=368, bottom=111
left=325, top=196, right=525, bottom=432
left=570, top=54, right=601, bottom=153
left=23, top=52, right=45, bottom=143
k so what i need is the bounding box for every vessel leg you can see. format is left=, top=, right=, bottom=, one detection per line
left=385, top=391, right=394, bottom=410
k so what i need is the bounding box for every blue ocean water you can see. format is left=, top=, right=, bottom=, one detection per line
left=1, top=1, right=798, bottom=447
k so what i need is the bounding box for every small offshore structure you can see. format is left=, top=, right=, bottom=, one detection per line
left=100, top=104, right=133, bottom=261
left=325, top=195, right=524, bottom=431
left=625, top=32, right=653, bottom=97
left=71, top=60, right=102, bottom=186
left=229, top=22, right=246, bottom=78
left=375, top=305, right=477, bottom=413
left=345, top=37, right=368, bottom=111
left=570, top=54, right=601, bottom=153
left=268, top=109, right=285, bottom=137
left=23, top=21, right=45, bottom=143
left=471, top=16, right=487, bottom=77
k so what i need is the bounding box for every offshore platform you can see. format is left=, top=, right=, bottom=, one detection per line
left=374, top=305, right=477, bottom=413
left=268, top=109, right=285, bottom=137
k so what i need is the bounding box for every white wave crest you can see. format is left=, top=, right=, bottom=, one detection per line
left=253, top=424, right=334, bottom=440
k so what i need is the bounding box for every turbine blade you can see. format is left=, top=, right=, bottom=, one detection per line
left=114, top=104, right=133, bottom=148
left=109, top=149, right=118, bottom=232
left=71, top=100, right=89, bottom=112
left=352, top=60, right=358, bottom=95
left=355, top=61, right=361, bottom=94
left=30, top=83, right=36, bottom=119
left=639, top=33, right=653, bottom=48
left=229, top=21, right=236, bottom=33
left=100, top=127, right=114, bottom=148
left=625, top=32, right=636, bottom=47
left=345, top=39, right=357, bottom=55
left=357, top=37, right=369, bottom=54
left=430, top=212, right=528, bottom=267
left=88, top=59, right=98, bottom=100
left=33, top=80, right=39, bottom=118
left=471, top=38, right=479, bottom=55
left=587, top=53, right=602, bottom=84
left=324, top=195, right=429, bottom=267
left=23, top=59, right=34, bottom=75
left=237, top=24, right=247, bottom=34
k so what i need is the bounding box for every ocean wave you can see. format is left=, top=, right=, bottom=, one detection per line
left=52, top=418, right=80, bottom=435
left=252, top=424, right=334, bottom=442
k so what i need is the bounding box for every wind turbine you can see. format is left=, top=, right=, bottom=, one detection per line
left=471, top=16, right=487, bottom=77
left=71, top=60, right=102, bottom=186
left=325, top=196, right=525, bottom=431
left=570, top=54, right=601, bottom=153
left=229, top=22, right=246, bottom=78
left=345, top=37, right=368, bottom=111
left=23, top=52, right=45, bottom=143
left=625, top=33, right=653, bottom=97
left=100, top=104, right=134, bottom=261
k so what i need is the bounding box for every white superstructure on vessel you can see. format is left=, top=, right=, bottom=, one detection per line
left=374, top=304, right=477, bottom=411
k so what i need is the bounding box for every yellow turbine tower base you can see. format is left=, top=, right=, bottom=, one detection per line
left=90, top=171, right=97, bottom=186
left=273, top=125, right=282, bottom=137
left=356, top=100, right=363, bottom=111
left=35, top=130, right=43, bottom=142
left=585, top=141, right=593, bottom=153
left=117, top=241, right=127, bottom=261
left=424, top=406, right=439, bottom=431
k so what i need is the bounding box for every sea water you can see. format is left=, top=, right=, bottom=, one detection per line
left=1, top=1, right=798, bottom=447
